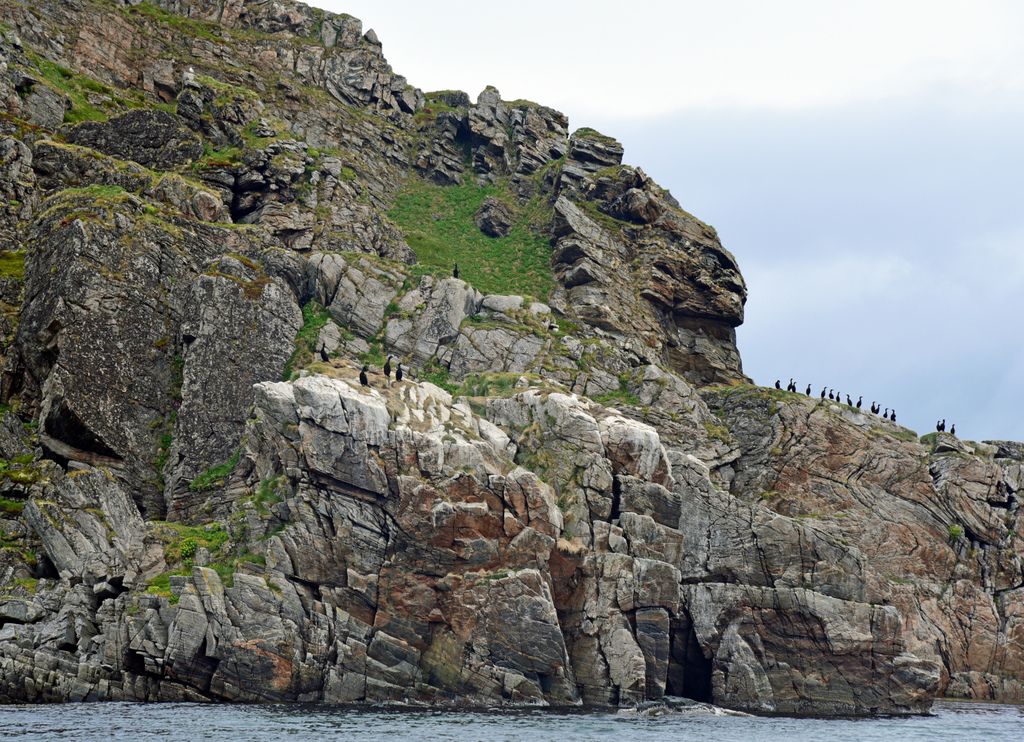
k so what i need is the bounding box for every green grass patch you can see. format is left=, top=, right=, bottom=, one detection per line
left=0, top=456, right=42, bottom=485
left=25, top=52, right=109, bottom=124
left=188, top=449, right=241, bottom=492
left=0, top=496, right=25, bottom=515
left=421, top=358, right=459, bottom=394
left=388, top=177, right=554, bottom=298
left=948, top=524, right=965, bottom=543
left=458, top=372, right=520, bottom=398
left=703, top=419, right=733, bottom=444
left=252, top=476, right=285, bottom=516
left=0, top=250, right=25, bottom=279
left=593, top=375, right=640, bottom=408
left=153, top=520, right=230, bottom=563
left=283, top=301, right=332, bottom=379
left=126, top=2, right=222, bottom=42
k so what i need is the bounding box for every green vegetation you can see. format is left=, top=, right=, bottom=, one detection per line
left=252, top=476, right=286, bottom=516
left=24, top=53, right=109, bottom=123
left=593, top=375, right=641, bottom=408
left=0, top=454, right=42, bottom=485
left=188, top=448, right=241, bottom=492
left=0, top=496, right=25, bottom=515
left=703, top=419, right=733, bottom=444
left=126, top=2, right=222, bottom=42
left=421, top=359, right=458, bottom=394
left=458, top=372, right=520, bottom=399
left=146, top=520, right=235, bottom=602
left=283, top=301, right=333, bottom=379
left=0, top=250, right=25, bottom=280
left=388, top=177, right=554, bottom=298
left=947, top=524, right=965, bottom=543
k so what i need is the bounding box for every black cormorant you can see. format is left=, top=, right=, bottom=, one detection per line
left=950, top=423, right=956, bottom=436
left=856, top=396, right=862, bottom=409
left=883, top=408, right=889, bottom=418
left=871, top=402, right=879, bottom=414
left=805, top=384, right=812, bottom=396
left=775, top=379, right=781, bottom=390
left=846, top=394, right=852, bottom=406
left=889, top=410, right=896, bottom=422
left=395, top=362, right=403, bottom=382
left=828, top=389, right=834, bottom=400
left=453, top=263, right=460, bottom=279
left=820, top=388, right=827, bottom=400
left=319, top=344, right=330, bottom=363
left=788, top=378, right=796, bottom=393
left=384, top=355, right=392, bottom=380
left=359, top=364, right=369, bottom=387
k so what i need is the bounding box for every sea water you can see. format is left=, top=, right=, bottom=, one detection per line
left=0, top=699, right=1019, bottom=741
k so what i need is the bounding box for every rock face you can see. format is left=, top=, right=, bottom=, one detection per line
left=0, top=0, right=1019, bottom=717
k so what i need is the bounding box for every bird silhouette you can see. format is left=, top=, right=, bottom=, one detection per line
left=395, top=362, right=403, bottom=382
left=805, top=384, right=812, bottom=396
left=950, top=423, right=956, bottom=436
left=890, top=410, right=896, bottom=422
left=787, top=378, right=796, bottom=393
left=846, top=394, right=852, bottom=406
left=828, top=389, right=835, bottom=400
left=775, top=379, right=781, bottom=390
left=359, top=364, right=369, bottom=387
left=384, top=355, right=392, bottom=380
left=856, top=396, right=862, bottom=409
left=453, top=263, right=460, bottom=279
left=883, top=408, right=889, bottom=418
left=871, top=402, right=879, bottom=414
left=319, top=344, right=329, bottom=363
left=820, top=387, right=827, bottom=400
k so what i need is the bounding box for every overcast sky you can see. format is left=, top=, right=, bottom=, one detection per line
left=315, top=0, right=1024, bottom=442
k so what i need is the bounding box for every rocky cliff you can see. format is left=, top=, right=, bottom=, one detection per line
left=0, top=0, right=1019, bottom=715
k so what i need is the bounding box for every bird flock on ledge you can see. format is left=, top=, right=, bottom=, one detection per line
left=775, top=378, right=956, bottom=436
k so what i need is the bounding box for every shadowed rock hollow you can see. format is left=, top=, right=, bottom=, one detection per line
left=0, top=0, right=1019, bottom=715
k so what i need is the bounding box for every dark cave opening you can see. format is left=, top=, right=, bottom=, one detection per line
left=666, top=611, right=713, bottom=703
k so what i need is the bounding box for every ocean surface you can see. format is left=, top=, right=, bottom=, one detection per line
left=0, top=699, right=1019, bottom=741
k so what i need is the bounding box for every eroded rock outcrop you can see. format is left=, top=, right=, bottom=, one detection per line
left=0, top=0, right=1019, bottom=717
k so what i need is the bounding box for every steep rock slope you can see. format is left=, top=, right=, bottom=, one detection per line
left=0, top=0, right=1018, bottom=714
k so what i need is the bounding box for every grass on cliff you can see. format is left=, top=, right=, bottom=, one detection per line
left=0, top=250, right=25, bottom=280
left=388, top=177, right=554, bottom=299
left=188, top=449, right=241, bottom=492
left=283, top=302, right=333, bottom=380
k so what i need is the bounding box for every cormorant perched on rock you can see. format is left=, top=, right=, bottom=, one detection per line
left=775, top=379, right=781, bottom=390
left=871, top=402, right=879, bottom=414
left=359, top=364, right=369, bottom=387
left=856, top=396, right=862, bottom=409
left=846, top=394, right=853, bottom=406
left=889, top=410, right=896, bottom=422
left=883, top=408, right=889, bottom=418
left=805, top=384, right=812, bottom=396
left=950, top=423, right=956, bottom=436
left=787, top=378, right=796, bottom=393
left=453, top=263, right=460, bottom=279
left=828, top=389, right=834, bottom=400
left=395, top=362, right=403, bottom=382
left=820, top=387, right=827, bottom=400
left=319, top=344, right=330, bottom=363
left=936, top=419, right=945, bottom=432
left=384, top=355, right=392, bottom=380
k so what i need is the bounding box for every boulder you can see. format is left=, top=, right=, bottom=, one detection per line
left=474, top=196, right=514, bottom=237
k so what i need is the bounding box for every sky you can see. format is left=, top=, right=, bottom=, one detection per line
left=314, top=0, right=1024, bottom=441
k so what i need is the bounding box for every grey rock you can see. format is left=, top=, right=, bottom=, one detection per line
left=474, top=197, right=513, bottom=237
left=65, top=110, right=203, bottom=170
